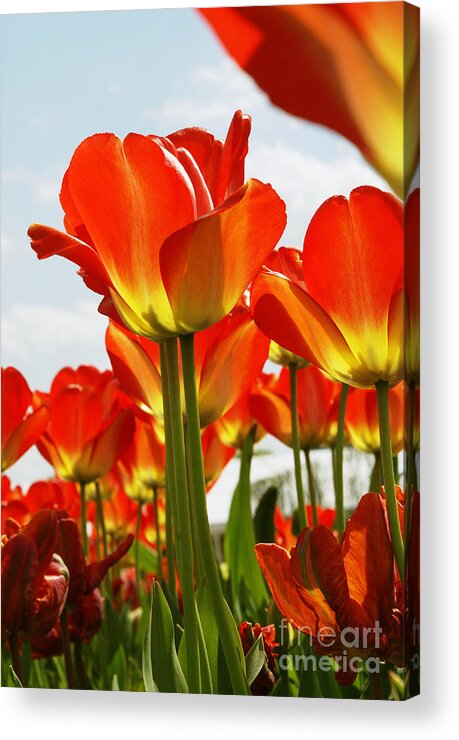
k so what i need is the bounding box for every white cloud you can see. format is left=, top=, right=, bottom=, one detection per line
left=246, top=142, right=388, bottom=245
left=144, top=59, right=265, bottom=129
left=1, top=301, right=110, bottom=389
left=2, top=162, right=63, bottom=204
left=108, top=82, right=122, bottom=96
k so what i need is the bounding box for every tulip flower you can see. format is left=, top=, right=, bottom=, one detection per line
left=36, top=366, right=134, bottom=556
left=1, top=367, right=49, bottom=472
left=106, top=303, right=269, bottom=427
left=1, top=476, right=28, bottom=531
left=200, top=4, right=419, bottom=197
left=346, top=383, right=404, bottom=456
left=215, top=376, right=269, bottom=450
left=2, top=509, right=69, bottom=683
left=405, top=189, right=420, bottom=385
left=29, top=111, right=286, bottom=340
left=37, top=366, right=134, bottom=485
left=201, top=423, right=235, bottom=489
left=239, top=621, right=277, bottom=695
left=256, top=493, right=404, bottom=685
left=251, top=366, right=341, bottom=450
left=252, top=191, right=404, bottom=389
left=274, top=505, right=336, bottom=552
left=117, top=416, right=166, bottom=499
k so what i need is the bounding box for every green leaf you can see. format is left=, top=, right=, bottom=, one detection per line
left=137, top=542, right=159, bottom=575
left=111, top=674, right=120, bottom=691
left=142, top=580, right=188, bottom=693
left=225, top=482, right=268, bottom=616
left=253, top=486, right=278, bottom=543
left=108, top=645, right=127, bottom=691
left=244, top=633, right=265, bottom=687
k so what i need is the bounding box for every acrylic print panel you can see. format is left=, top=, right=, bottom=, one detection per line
left=1, top=1, right=419, bottom=699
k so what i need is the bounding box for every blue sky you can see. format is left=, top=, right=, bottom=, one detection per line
left=1, top=7, right=384, bottom=489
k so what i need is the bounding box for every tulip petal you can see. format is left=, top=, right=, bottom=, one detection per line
left=1, top=367, right=32, bottom=443
left=88, top=410, right=135, bottom=481
left=160, top=178, right=286, bottom=333
left=63, top=133, right=197, bottom=337
left=1, top=533, right=37, bottom=634
left=302, top=187, right=403, bottom=378
left=85, top=533, right=134, bottom=593
left=105, top=322, right=163, bottom=419
left=1, top=405, right=49, bottom=472
left=342, top=493, right=394, bottom=628
left=255, top=543, right=317, bottom=633
left=252, top=270, right=363, bottom=385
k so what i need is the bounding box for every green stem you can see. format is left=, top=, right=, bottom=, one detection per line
left=164, top=441, right=178, bottom=605
left=184, top=427, right=205, bottom=586
left=9, top=633, right=24, bottom=686
left=152, top=485, right=163, bottom=581
left=180, top=333, right=249, bottom=696
left=60, top=610, right=75, bottom=689
left=404, top=380, right=417, bottom=544
left=369, top=451, right=382, bottom=492
left=160, top=343, right=180, bottom=608
left=73, top=639, right=86, bottom=689
left=95, top=481, right=108, bottom=558
left=376, top=380, right=405, bottom=581
left=164, top=337, right=201, bottom=694
left=304, top=448, right=318, bottom=526
left=334, top=383, right=349, bottom=535
left=79, top=481, right=88, bottom=556
left=135, top=499, right=143, bottom=593
left=289, top=364, right=308, bottom=530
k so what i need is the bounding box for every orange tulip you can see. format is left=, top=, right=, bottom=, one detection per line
left=1, top=476, right=28, bottom=531
left=106, top=303, right=270, bottom=427
left=250, top=365, right=341, bottom=450
left=252, top=188, right=404, bottom=388
left=200, top=4, right=419, bottom=197
left=37, top=366, right=135, bottom=484
left=346, top=382, right=405, bottom=455
left=1, top=367, right=49, bottom=472
left=215, top=375, right=271, bottom=450
left=274, top=505, right=336, bottom=552
left=29, top=111, right=286, bottom=340
left=201, top=423, right=235, bottom=489
left=405, top=188, right=420, bottom=384
left=117, top=416, right=166, bottom=502
left=256, top=493, right=404, bottom=685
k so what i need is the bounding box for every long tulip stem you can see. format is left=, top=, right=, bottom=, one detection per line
left=376, top=380, right=405, bottom=581
left=180, top=333, right=249, bottom=696
left=95, top=481, right=108, bottom=559
left=404, top=380, right=417, bottom=544
left=79, top=481, right=88, bottom=555
left=164, top=337, right=201, bottom=693
left=304, top=448, right=318, bottom=526
left=60, top=610, right=75, bottom=689
left=160, top=343, right=179, bottom=607
left=334, top=383, right=349, bottom=535
left=289, top=364, right=308, bottom=530
left=135, top=499, right=143, bottom=592
left=152, top=485, right=163, bottom=581
left=369, top=452, right=383, bottom=492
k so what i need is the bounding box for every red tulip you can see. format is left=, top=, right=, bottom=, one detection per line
left=256, top=493, right=405, bottom=684
left=106, top=303, right=269, bottom=427
left=252, top=189, right=404, bottom=388
left=1, top=509, right=69, bottom=641
left=29, top=112, right=286, bottom=340
left=200, top=4, right=419, bottom=197
left=250, top=365, right=341, bottom=450
left=1, top=476, right=28, bottom=531
left=37, top=366, right=134, bottom=483
left=239, top=621, right=277, bottom=695
left=405, top=189, right=420, bottom=384
left=2, top=367, right=49, bottom=472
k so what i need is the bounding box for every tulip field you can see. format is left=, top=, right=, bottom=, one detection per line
left=1, top=3, right=420, bottom=700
